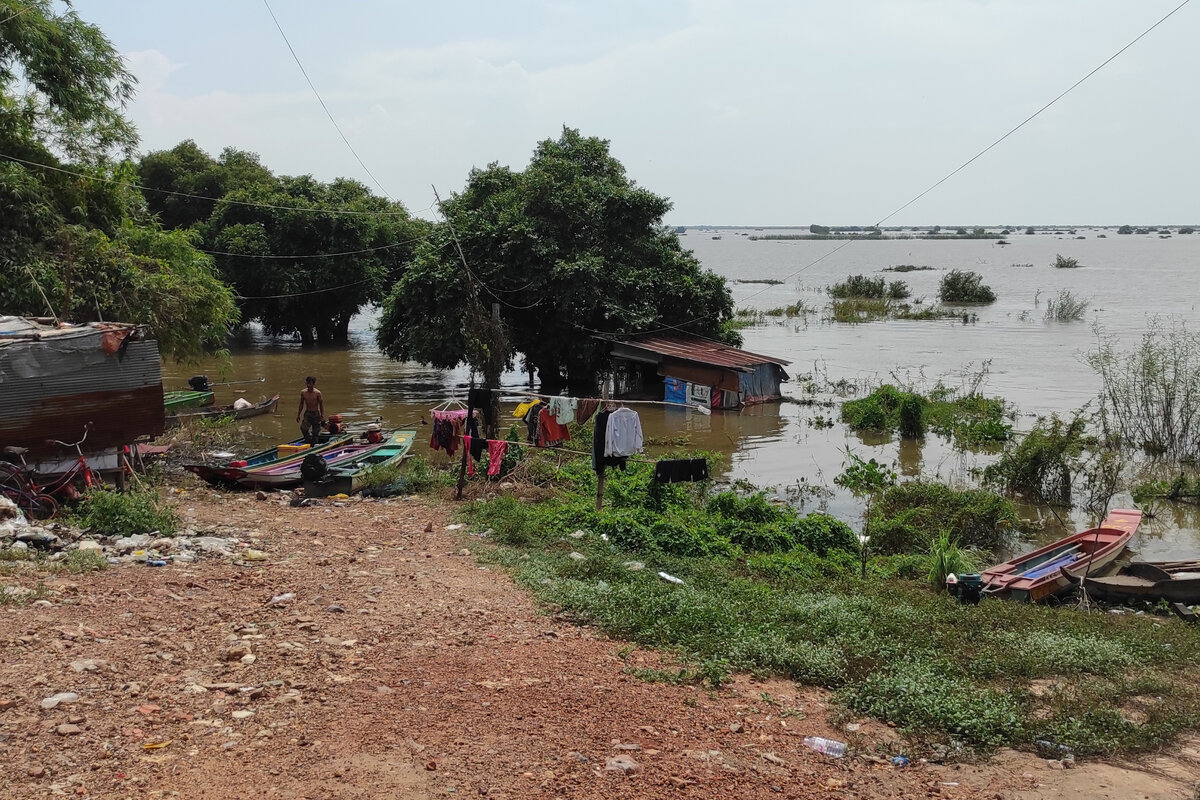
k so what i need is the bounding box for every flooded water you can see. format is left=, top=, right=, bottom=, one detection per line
left=174, top=228, right=1200, bottom=558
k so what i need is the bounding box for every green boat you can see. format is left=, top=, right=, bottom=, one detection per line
left=164, top=389, right=215, bottom=411
left=183, top=433, right=352, bottom=486
left=303, top=430, right=416, bottom=497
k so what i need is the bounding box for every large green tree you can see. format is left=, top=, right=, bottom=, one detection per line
left=139, top=142, right=428, bottom=344
left=0, top=1, right=237, bottom=360
left=376, top=128, right=736, bottom=390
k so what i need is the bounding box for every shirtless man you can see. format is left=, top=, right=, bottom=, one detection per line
left=296, top=376, right=325, bottom=445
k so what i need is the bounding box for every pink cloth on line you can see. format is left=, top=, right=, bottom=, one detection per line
left=487, top=440, right=507, bottom=476
left=464, top=435, right=475, bottom=477
left=431, top=409, right=468, bottom=422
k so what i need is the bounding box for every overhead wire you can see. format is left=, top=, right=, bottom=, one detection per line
left=260, top=0, right=396, bottom=202
left=0, top=152, right=416, bottom=217
left=583, top=0, right=1192, bottom=340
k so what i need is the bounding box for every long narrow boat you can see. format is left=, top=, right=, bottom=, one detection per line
left=183, top=433, right=350, bottom=486
left=168, top=394, right=280, bottom=426
left=235, top=438, right=384, bottom=489
left=1076, top=560, right=1200, bottom=605
left=303, top=430, right=416, bottom=497
left=164, top=389, right=215, bottom=411
left=981, top=508, right=1142, bottom=603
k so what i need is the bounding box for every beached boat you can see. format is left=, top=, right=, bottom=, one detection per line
left=1075, top=560, right=1200, bottom=605
left=981, top=508, right=1142, bottom=603
left=235, top=438, right=382, bottom=489
left=303, top=430, right=416, bottom=497
left=168, top=394, right=279, bottom=426
left=183, top=434, right=349, bottom=486
left=164, top=389, right=214, bottom=411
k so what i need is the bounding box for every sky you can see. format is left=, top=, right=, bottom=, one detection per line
left=71, top=0, right=1198, bottom=227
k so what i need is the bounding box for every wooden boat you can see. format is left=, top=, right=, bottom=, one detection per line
left=235, top=438, right=383, bottom=489
left=1075, top=560, right=1200, bottom=605
left=168, top=394, right=279, bottom=425
left=183, top=434, right=349, bottom=486
left=981, top=508, right=1142, bottom=603
left=303, top=430, right=416, bottom=497
left=164, top=389, right=214, bottom=411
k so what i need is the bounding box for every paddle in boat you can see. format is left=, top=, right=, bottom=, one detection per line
left=981, top=508, right=1142, bottom=603
left=235, top=438, right=384, bottom=490
left=302, top=430, right=416, bottom=497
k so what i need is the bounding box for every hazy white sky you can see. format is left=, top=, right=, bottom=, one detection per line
left=74, top=0, right=1197, bottom=226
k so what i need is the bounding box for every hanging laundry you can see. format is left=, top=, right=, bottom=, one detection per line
left=468, top=388, right=495, bottom=427
left=522, top=401, right=544, bottom=443
left=592, top=408, right=627, bottom=473
left=548, top=396, right=577, bottom=425
left=574, top=398, right=600, bottom=426
left=465, top=413, right=487, bottom=462
left=538, top=407, right=570, bottom=447
left=604, top=406, right=644, bottom=458
left=429, top=409, right=467, bottom=456
left=653, top=458, right=710, bottom=484
left=513, top=399, right=540, bottom=419
left=487, top=440, right=508, bottom=476
left=464, top=435, right=476, bottom=477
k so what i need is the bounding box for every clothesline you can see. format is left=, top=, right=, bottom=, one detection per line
left=498, top=392, right=710, bottom=409
left=454, top=433, right=657, bottom=465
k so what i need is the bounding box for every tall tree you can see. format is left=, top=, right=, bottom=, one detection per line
left=0, top=1, right=237, bottom=360
left=139, top=142, right=428, bottom=345
left=376, top=128, right=737, bottom=390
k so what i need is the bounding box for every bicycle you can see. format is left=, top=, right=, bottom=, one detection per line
left=0, top=424, right=103, bottom=520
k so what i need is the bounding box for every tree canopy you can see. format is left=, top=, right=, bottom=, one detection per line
left=138, top=141, right=429, bottom=344
left=0, top=1, right=238, bottom=361
left=376, top=128, right=736, bottom=390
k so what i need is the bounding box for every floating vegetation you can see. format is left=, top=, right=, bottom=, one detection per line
left=1053, top=254, right=1081, bottom=269
left=841, top=384, right=1014, bottom=449
left=763, top=300, right=815, bottom=317
left=884, top=264, right=935, bottom=273
left=830, top=297, right=892, bottom=323
left=939, top=269, right=996, bottom=304
left=735, top=278, right=785, bottom=285
left=1012, top=263, right=1035, bottom=268
left=829, top=274, right=910, bottom=300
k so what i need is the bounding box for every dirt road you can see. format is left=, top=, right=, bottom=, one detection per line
left=2, top=491, right=1197, bottom=799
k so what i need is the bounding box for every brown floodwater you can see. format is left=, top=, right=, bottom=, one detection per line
left=172, top=228, right=1200, bottom=559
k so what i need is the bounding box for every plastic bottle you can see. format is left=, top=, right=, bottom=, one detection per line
left=802, top=736, right=847, bottom=758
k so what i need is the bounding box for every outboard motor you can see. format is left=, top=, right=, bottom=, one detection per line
left=188, top=375, right=211, bottom=392
left=300, top=453, right=328, bottom=482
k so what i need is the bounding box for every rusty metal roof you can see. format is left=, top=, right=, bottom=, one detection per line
left=616, top=336, right=790, bottom=372
left=0, top=318, right=165, bottom=458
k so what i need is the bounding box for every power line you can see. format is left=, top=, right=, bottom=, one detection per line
left=591, top=0, right=1192, bottom=339
left=233, top=278, right=375, bottom=300
left=198, top=230, right=430, bottom=259
left=0, top=151, right=416, bottom=218
left=261, top=0, right=395, bottom=202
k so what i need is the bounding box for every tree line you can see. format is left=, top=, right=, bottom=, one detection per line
left=1, top=2, right=734, bottom=384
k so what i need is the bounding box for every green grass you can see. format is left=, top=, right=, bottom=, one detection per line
left=65, top=487, right=178, bottom=536
left=450, top=451, right=1200, bottom=757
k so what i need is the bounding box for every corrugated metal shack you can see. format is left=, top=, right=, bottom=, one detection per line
left=609, top=336, right=790, bottom=410
left=0, top=317, right=165, bottom=460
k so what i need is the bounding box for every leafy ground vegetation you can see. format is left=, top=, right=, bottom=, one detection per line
left=840, top=384, right=1014, bottom=447
left=454, top=447, right=1200, bottom=757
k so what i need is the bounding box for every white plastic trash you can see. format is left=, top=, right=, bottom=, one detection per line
left=657, top=571, right=685, bottom=585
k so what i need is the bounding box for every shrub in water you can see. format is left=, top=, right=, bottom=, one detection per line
left=938, top=269, right=996, bottom=303
left=869, top=481, right=1020, bottom=554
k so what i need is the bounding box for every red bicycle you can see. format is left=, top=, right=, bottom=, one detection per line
left=0, top=425, right=103, bottom=520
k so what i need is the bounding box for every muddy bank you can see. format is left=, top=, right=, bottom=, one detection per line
left=1, top=490, right=1198, bottom=799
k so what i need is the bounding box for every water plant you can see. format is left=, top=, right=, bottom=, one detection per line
left=1053, top=254, right=1081, bottom=269
left=1044, top=289, right=1090, bottom=321
left=1088, top=318, right=1200, bottom=461
left=829, top=275, right=910, bottom=300
left=983, top=413, right=1087, bottom=504
left=938, top=269, right=996, bottom=304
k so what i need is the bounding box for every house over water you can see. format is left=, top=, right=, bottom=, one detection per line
left=0, top=317, right=165, bottom=463
left=608, top=336, right=790, bottom=410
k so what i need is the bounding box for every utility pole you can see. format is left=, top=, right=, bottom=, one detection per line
left=434, top=186, right=507, bottom=499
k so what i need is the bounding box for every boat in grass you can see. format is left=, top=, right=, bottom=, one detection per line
left=981, top=508, right=1142, bottom=602
left=168, top=394, right=280, bottom=426
left=164, top=389, right=214, bottom=411
left=303, top=430, right=416, bottom=497
left=183, top=434, right=350, bottom=486
left=1074, top=560, right=1200, bottom=605
left=235, top=438, right=384, bottom=489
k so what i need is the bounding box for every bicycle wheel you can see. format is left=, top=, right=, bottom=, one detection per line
left=25, top=494, right=57, bottom=521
